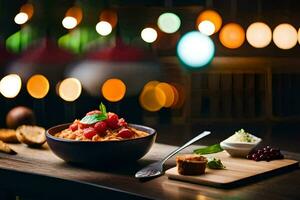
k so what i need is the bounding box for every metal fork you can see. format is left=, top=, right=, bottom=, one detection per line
left=135, top=131, right=211, bottom=179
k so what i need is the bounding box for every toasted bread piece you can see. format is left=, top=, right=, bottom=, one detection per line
left=16, top=125, right=46, bottom=147
left=0, top=140, right=17, bottom=154
left=0, top=129, right=19, bottom=143
left=176, top=154, right=207, bottom=175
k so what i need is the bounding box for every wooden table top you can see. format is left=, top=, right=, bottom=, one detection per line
left=0, top=143, right=299, bottom=200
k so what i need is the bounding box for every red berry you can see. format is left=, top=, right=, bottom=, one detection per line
left=117, top=128, right=134, bottom=139
left=86, top=110, right=101, bottom=116
left=94, top=121, right=107, bottom=136
left=106, top=113, right=119, bottom=129
left=83, top=127, right=97, bottom=139
left=69, top=123, right=78, bottom=131
left=118, top=118, right=128, bottom=127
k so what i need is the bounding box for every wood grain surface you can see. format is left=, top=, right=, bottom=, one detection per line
left=166, top=151, right=299, bottom=187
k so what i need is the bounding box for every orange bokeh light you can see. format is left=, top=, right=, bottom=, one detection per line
left=102, top=79, right=126, bottom=102
left=219, top=23, right=245, bottom=49
left=156, top=82, right=175, bottom=108
left=100, top=9, right=118, bottom=28
left=196, top=10, right=222, bottom=33
left=26, top=74, right=50, bottom=99
left=66, top=6, right=83, bottom=24
left=20, top=3, right=34, bottom=19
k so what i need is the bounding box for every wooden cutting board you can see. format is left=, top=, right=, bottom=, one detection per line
left=165, top=151, right=299, bottom=187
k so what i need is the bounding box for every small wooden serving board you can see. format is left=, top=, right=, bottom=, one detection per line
left=165, top=151, right=299, bottom=187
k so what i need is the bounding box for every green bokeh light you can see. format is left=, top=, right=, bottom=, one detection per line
left=157, top=12, right=181, bottom=34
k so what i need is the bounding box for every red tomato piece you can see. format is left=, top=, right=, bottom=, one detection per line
left=86, top=110, right=101, bottom=116
left=83, top=127, right=97, bottom=139
left=106, top=112, right=119, bottom=129
left=117, top=128, right=134, bottom=138
left=69, top=123, right=78, bottom=131
left=118, top=118, right=128, bottom=127
left=94, top=121, right=107, bottom=136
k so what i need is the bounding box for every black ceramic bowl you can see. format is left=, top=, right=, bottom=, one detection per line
left=46, top=123, right=156, bottom=165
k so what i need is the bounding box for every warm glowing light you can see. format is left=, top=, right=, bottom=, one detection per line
left=59, top=78, right=82, bottom=102
left=62, top=16, right=77, bottom=29
left=219, top=23, right=245, bottom=49
left=156, top=83, right=175, bottom=108
left=139, top=83, right=166, bottom=112
left=96, top=21, right=112, bottom=36
left=198, top=20, right=215, bottom=36
left=246, top=22, right=272, bottom=48
left=26, top=75, right=50, bottom=99
left=14, top=12, right=29, bottom=25
left=20, top=3, right=34, bottom=19
left=196, top=10, right=222, bottom=33
left=101, top=79, right=126, bottom=102
left=298, top=28, right=300, bottom=45
left=141, top=27, right=158, bottom=43
left=157, top=12, right=181, bottom=34
left=273, top=23, right=298, bottom=50
left=100, top=9, right=118, bottom=28
left=177, top=31, right=215, bottom=68
left=0, top=74, right=22, bottom=98
left=66, top=6, right=83, bottom=24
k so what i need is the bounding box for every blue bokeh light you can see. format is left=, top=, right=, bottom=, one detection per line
left=177, top=31, right=215, bottom=68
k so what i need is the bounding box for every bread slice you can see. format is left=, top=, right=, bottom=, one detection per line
left=176, top=154, right=207, bottom=175
left=16, top=125, right=46, bottom=147
left=0, top=129, right=19, bottom=143
left=0, top=140, right=17, bottom=154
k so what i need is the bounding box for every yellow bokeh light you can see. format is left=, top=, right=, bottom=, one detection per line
left=139, top=85, right=166, bottom=112
left=141, top=27, right=158, bottom=43
left=62, top=16, right=77, bottom=29
left=58, top=78, right=82, bottom=102
left=198, top=20, right=215, bottom=36
left=26, top=74, right=50, bottom=99
left=298, top=28, right=300, bottom=45
left=219, top=23, right=245, bottom=49
left=102, top=79, right=126, bottom=102
left=96, top=21, right=113, bottom=36
left=196, top=10, right=222, bottom=34
left=0, top=74, right=22, bottom=98
left=273, top=23, right=298, bottom=50
left=156, top=82, right=175, bottom=108
left=246, top=22, right=272, bottom=48
left=14, top=12, right=29, bottom=25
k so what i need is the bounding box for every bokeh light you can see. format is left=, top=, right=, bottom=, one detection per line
left=66, top=6, right=83, bottom=25
left=273, top=23, right=298, bottom=50
left=177, top=31, right=215, bottom=68
left=156, top=82, right=175, bottom=108
left=141, top=27, right=158, bottom=43
left=219, top=23, right=245, bottom=49
left=196, top=10, right=222, bottom=34
left=20, top=3, right=34, bottom=19
left=246, top=22, right=272, bottom=48
left=0, top=74, right=22, bottom=98
left=157, top=12, right=181, bottom=34
left=101, top=79, right=126, bottom=102
left=58, top=78, right=82, bottom=102
left=100, top=9, right=118, bottom=28
left=139, top=82, right=166, bottom=112
left=96, top=21, right=112, bottom=36
left=198, top=20, right=215, bottom=36
left=14, top=12, right=29, bottom=25
left=298, top=28, right=300, bottom=45
left=26, top=74, right=50, bottom=99
left=62, top=16, right=77, bottom=29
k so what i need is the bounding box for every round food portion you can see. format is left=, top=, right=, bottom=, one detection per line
left=6, top=106, right=35, bottom=129
left=16, top=125, right=46, bottom=147
left=176, top=154, right=208, bottom=175
left=0, top=129, right=18, bottom=143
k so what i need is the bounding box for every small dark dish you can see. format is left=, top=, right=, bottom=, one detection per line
left=46, top=123, right=156, bottom=165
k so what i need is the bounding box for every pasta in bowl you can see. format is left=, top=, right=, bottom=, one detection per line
left=46, top=103, right=156, bottom=165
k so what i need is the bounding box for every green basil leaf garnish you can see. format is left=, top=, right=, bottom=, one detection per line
left=194, top=144, right=223, bottom=155
left=80, top=102, right=108, bottom=124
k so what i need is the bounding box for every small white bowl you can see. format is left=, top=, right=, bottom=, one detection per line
left=220, top=136, right=262, bottom=157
